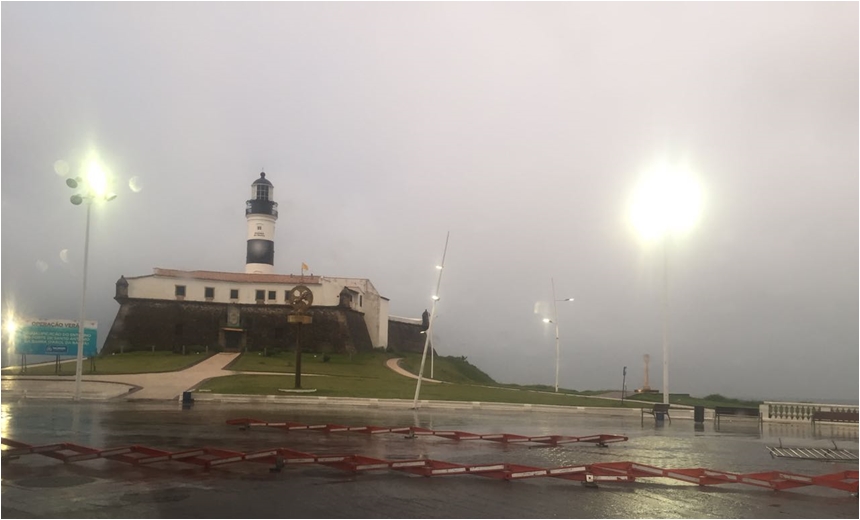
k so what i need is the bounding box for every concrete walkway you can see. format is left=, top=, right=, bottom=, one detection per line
left=2, top=354, right=637, bottom=406
left=385, top=358, right=441, bottom=383
left=1, top=352, right=339, bottom=401
left=93, top=352, right=243, bottom=399
left=4, top=353, right=243, bottom=401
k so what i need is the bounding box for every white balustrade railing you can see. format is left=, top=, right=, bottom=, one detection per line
left=759, top=401, right=859, bottom=423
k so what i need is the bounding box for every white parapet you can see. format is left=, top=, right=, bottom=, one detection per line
left=760, top=401, right=859, bottom=423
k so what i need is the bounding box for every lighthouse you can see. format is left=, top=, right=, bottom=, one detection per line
left=245, top=172, right=278, bottom=274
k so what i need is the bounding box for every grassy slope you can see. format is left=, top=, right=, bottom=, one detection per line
left=203, top=351, right=762, bottom=409
left=622, top=391, right=762, bottom=409
left=202, top=352, right=639, bottom=408
left=398, top=354, right=496, bottom=385
left=1, top=351, right=212, bottom=375
left=3, top=348, right=760, bottom=409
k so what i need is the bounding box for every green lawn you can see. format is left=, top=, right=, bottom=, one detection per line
left=2, top=351, right=212, bottom=376
left=207, top=350, right=760, bottom=409
left=398, top=354, right=496, bottom=385
left=229, top=351, right=398, bottom=378
left=622, top=391, right=762, bottom=409
left=197, top=373, right=645, bottom=408
left=200, top=351, right=643, bottom=408
left=3, top=348, right=759, bottom=410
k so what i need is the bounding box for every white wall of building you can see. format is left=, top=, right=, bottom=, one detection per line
left=127, top=276, right=329, bottom=306
left=320, top=277, right=388, bottom=348
left=378, top=297, right=390, bottom=348
left=124, top=271, right=391, bottom=348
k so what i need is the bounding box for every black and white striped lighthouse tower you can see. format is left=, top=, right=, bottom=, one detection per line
left=245, top=172, right=278, bottom=274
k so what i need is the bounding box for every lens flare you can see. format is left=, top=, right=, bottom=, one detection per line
left=129, top=176, right=143, bottom=193
left=54, top=159, right=70, bottom=177
left=3, top=313, right=19, bottom=348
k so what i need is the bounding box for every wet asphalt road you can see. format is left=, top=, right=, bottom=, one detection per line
left=1, top=401, right=858, bottom=518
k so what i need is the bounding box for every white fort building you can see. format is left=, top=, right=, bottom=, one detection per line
left=105, top=172, right=425, bottom=354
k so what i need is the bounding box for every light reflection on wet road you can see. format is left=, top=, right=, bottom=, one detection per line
left=2, top=401, right=857, bottom=518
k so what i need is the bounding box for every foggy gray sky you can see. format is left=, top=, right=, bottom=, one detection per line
left=2, top=2, right=857, bottom=402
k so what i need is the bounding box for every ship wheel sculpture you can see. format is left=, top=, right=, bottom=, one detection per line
left=289, top=285, right=313, bottom=313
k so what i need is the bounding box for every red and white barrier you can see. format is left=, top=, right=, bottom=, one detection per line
left=3, top=437, right=857, bottom=494
left=225, top=417, right=629, bottom=446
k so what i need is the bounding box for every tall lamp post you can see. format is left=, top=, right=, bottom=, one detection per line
left=412, top=232, right=449, bottom=409
left=542, top=277, right=574, bottom=393
left=66, top=160, right=116, bottom=401
left=630, top=165, right=702, bottom=405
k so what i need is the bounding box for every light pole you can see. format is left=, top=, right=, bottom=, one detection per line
left=542, top=277, right=574, bottom=393
left=630, top=164, right=702, bottom=405
left=66, top=160, right=116, bottom=400
left=412, top=232, right=449, bottom=409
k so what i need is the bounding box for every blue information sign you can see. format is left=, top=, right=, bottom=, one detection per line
left=14, top=320, right=98, bottom=357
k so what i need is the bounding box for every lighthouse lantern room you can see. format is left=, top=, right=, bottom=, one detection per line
left=245, top=172, right=278, bottom=274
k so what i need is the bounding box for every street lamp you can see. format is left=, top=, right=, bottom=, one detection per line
left=66, top=158, right=116, bottom=401
left=630, top=164, right=702, bottom=405
left=543, top=277, right=574, bottom=393
left=413, top=232, right=449, bottom=409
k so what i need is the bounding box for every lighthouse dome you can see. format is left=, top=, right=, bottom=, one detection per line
left=252, top=171, right=273, bottom=187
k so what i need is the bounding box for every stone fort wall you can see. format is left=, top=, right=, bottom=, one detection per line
left=104, top=299, right=425, bottom=354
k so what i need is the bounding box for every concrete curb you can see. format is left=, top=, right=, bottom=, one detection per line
left=190, top=392, right=712, bottom=419
left=1, top=377, right=141, bottom=401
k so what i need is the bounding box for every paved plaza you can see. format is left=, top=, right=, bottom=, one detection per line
left=1, top=401, right=857, bottom=518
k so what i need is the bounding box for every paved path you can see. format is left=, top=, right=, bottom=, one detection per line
left=3, top=353, right=241, bottom=400
left=2, top=353, right=337, bottom=401
left=91, top=352, right=243, bottom=399
left=5, top=355, right=452, bottom=401
left=385, top=358, right=441, bottom=383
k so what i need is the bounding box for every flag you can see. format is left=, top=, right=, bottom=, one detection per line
left=301, top=262, right=309, bottom=271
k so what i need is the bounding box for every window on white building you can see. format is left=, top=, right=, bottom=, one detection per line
left=230, top=289, right=239, bottom=300
left=205, top=287, right=215, bottom=300
left=175, top=285, right=186, bottom=298
left=255, top=290, right=265, bottom=302
left=268, top=290, right=276, bottom=300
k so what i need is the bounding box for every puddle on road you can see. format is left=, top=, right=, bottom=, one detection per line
left=15, top=475, right=96, bottom=488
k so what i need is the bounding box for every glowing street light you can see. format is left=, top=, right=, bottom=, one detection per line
left=413, top=232, right=450, bottom=408
left=4, top=315, right=19, bottom=337
left=630, top=164, right=702, bottom=405
left=66, top=156, right=117, bottom=401
left=3, top=314, right=19, bottom=364
left=542, top=278, right=574, bottom=393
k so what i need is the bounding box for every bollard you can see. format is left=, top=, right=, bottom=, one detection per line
left=182, top=391, right=194, bottom=407
left=694, top=406, right=705, bottom=424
